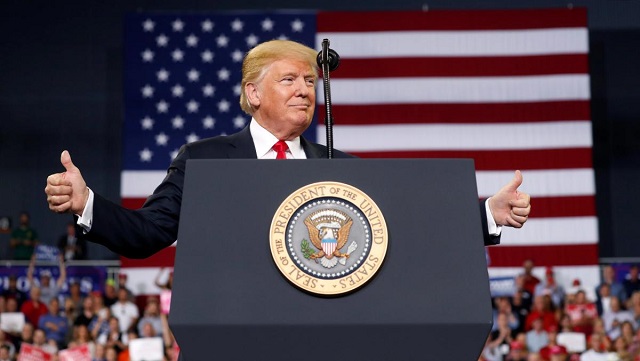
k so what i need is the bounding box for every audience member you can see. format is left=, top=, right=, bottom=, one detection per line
left=602, top=297, right=634, bottom=340
left=97, top=317, right=126, bottom=353
left=514, top=275, right=534, bottom=312
left=38, top=297, right=68, bottom=349
left=27, top=253, right=66, bottom=305
left=527, top=316, right=550, bottom=353
left=507, top=340, right=528, bottom=361
left=493, top=296, right=521, bottom=332
left=613, top=336, right=632, bottom=361
left=74, top=296, right=95, bottom=327
left=110, top=288, right=139, bottom=333
left=20, top=286, right=49, bottom=327
left=67, top=280, right=85, bottom=319
left=579, top=333, right=616, bottom=361
left=482, top=334, right=505, bottom=361
left=565, top=290, right=597, bottom=335
left=558, top=313, right=574, bottom=333
left=590, top=318, right=613, bottom=354
left=539, top=328, right=568, bottom=361
left=535, top=267, right=565, bottom=308
left=90, top=307, right=112, bottom=345
left=596, top=265, right=626, bottom=305
left=595, top=283, right=612, bottom=316
left=137, top=298, right=163, bottom=338
left=9, top=211, right=39, bottom=260
left=70, top=324, right=96, bottom=359
left=0, top=345, right=11, bottom=361
left=623, top=266, right=640, bottom=301
left=93, top=343, right=106, bottom=361
left=1, top=274, right=27, bottom=309
left=486, top=312, right=517, bottom=360
left=522, top=260, right=541, bottom=295
left=526, top=296, right=558, bottom=332
left=513, top=288, right=532, bottom=334
left=619, top=321, right=635, bottom=348
left=32, top=328, right=58, bottom=355
left=547, top=345, right=568, bottom=361
left=58, top=221, right=88, bottom=260
left=102, top=280, right=117, bottom=308
left=104, top=346, right=118, bottom=361
left=11, top=323, right=34, bottom=353
left=91, top=291, right=109, bottom=321
left=0, top=331, right=15, bottom=360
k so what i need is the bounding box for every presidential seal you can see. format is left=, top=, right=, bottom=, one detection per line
left=270, top=181, right=388, bottom=296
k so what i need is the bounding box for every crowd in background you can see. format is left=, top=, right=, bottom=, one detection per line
left=481, top=260, right=640, bottom=361
left=0, top=260, right=175, bottom=361
left=5, top=212, right=86, bottom=262
left=8, top=211, right=640, bottom=360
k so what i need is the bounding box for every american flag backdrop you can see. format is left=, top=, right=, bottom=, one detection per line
left=121, top=9, right=599, bottom=292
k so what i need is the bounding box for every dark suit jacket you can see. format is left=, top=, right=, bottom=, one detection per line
left=81, top=126, right=499, bottom=258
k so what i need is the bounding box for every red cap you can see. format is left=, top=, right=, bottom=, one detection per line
left=510, top=341, right=525, bottom=351
left=549, top=345, right=567, bottom=355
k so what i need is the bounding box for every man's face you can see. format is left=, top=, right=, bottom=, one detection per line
left=251, top=58, right=315, bottom=140
left=49, top=299, right=59, bottom=314
left=523, top=260, right=533, bottom=274
left=30, top=287, right=40, bottom=301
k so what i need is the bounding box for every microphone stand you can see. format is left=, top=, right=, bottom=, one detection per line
left=316, top=39, right=340, bottom=159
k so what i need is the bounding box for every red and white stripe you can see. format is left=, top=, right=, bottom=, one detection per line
left=315, top=8, right=597, bottom=277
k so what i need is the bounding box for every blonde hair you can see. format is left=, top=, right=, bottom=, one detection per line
left=240, top=39, right=318, bottom=115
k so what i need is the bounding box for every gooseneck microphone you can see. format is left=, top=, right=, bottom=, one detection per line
left=316, top=39, right=340, bottom=159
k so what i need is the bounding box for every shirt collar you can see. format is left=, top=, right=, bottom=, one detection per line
left=249, top=118, right=306, bottom=159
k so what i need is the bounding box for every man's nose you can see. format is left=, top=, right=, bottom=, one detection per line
left=295, top=78, right=310, bottom=97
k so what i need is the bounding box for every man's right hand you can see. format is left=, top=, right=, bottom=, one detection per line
left=45, top=150, right=89, bottom=215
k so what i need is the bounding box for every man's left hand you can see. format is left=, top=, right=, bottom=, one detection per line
left=488, top=170, right=531, bottom=228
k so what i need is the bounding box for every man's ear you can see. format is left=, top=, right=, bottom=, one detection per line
left=245, top=83, right=260, bottom=108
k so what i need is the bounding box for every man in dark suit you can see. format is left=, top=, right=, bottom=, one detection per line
left=45, top=40, right=531, bottom=259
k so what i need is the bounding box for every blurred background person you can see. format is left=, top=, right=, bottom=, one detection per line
left=110, top=288, right=138, bottom=334
left=565, top=290, right=597, bottom=335
left=535, top=267, right=565, bottom=309
left=38, top=297, right=68, bottom=350
left=1, top=274, right=27, bottom=309
left=521, top=260, right=541, bottom=296
left=58, top=221, right=87, bottom=261
left=27, top=253, right=66, bottom=305
left=602, top=297, right=634, bottom=340
left=623, top=266, right=640, bottom=302
left=596, top=265, right=626, bottom=306
left=9, top=211, right=38, bottom=261
left=527, top=316, right=550, bottom=353
left=20, top=286, right=48, bottom=327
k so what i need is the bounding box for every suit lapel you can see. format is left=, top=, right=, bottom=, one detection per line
left=301, top=136, right=326, bottom=159
left=227, top=126, right=258, bottom=159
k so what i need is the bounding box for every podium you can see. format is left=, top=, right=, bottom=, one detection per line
left=169, top=159, right=492, bottom=360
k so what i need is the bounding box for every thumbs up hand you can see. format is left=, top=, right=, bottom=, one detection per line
left=488, top=170, right=531, bottom=228
left=45, top=150, right=89, bottom=215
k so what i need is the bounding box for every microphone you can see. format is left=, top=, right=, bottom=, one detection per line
left=316, top=48, right=340, bottom=71
left=317, top=39, right=340, bottom=159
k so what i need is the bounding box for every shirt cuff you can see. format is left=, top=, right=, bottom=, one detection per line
left=485, top=198, right=502, bottom=236
left=76, top=188, right=94, bottom=234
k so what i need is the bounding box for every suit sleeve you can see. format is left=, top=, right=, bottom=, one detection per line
left=480, top=200, right=500, bottom=246
left=77, top=145, right=190, bottom=259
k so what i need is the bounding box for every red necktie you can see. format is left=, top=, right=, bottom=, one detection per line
left=273, top=140, right=289, bottom=159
